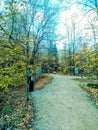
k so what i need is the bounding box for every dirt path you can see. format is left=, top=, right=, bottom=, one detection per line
left=32, top=75, right=98, bottom=130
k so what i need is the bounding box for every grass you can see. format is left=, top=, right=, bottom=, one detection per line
left=73, top=76, right=97, bottom=83
left=4, top=103, right=11, bottom=114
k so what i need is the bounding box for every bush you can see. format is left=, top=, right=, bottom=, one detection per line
left=87, top=83, right=98, bottom=89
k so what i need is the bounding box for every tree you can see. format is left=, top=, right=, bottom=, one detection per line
left=0, top=0, right=61, bottom=91
left=0, top=1, right=33, bottom=91
left=60, top=18, right=83, bottom=75
left=77, top=0, right=98, bottom=17
left=77, top=0, right=98, bottom=84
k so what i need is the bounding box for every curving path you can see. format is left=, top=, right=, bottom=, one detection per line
left=31, top=75, right=98, bottom=130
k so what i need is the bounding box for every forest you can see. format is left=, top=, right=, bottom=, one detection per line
left=0, top=0, right=98, bottom=129
left=0, top=0, right=98, bottom=92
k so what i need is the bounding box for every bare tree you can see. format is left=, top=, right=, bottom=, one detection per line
left=77, top=0, right=98, bottom=17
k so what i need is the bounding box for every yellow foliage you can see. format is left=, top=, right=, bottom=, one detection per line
left=52, top=56, right=56, bottom=62
left=95, top=8, right=98, bottom=11
left=0, top=40, right=27, bottom=91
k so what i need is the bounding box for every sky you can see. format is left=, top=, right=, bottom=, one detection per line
left=55, top=2, right=98, bottom=49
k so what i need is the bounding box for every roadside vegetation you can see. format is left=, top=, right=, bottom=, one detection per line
left=0, top=75, right=53, bottom=129
left=80, top=84, right=98, bottom=107
left=73, top=77, right=98, bottom=108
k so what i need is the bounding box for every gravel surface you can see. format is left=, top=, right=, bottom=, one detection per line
left=32, top=75, right=98, bottom=130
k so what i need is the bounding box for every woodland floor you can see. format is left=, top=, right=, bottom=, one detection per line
left=0, top=75, right=52, bottom=130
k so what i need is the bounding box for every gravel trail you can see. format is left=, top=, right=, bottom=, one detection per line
left=32, top=75, right=98, bottom=130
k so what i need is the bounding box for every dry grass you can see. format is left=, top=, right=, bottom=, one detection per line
left=80, top=84, right=98, bottom=107
left=34, top=75, right=53, bottom=90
